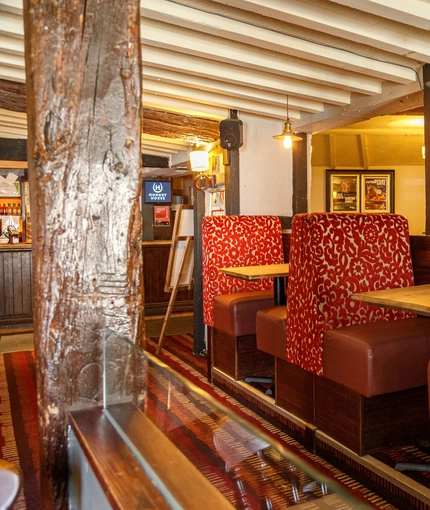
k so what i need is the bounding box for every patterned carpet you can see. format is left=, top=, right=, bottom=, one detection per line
left=0, top=351, right=40, bottom=510
left=2, top=334, right=427, bottom=509
left=146, top=333, right=398, bottom=509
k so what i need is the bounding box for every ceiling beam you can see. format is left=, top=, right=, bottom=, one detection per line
left=143, top=67, right=324, bottom=113
left=329, top=0, right=430, bottom=30
left=142, top=0, right=416, bottom=84
left=210, top=0, right=430, bottom=63
left=0, top=79, right=25, bottom=111
left=141, top=19, right=383, bottom=95
left=295, top=82, right=423, bottom=133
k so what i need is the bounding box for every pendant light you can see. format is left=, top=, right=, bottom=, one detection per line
left=273, top=96, right=302, bottom=148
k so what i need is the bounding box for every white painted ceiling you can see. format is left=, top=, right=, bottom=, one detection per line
left=0, top=0, right=428, bottom=162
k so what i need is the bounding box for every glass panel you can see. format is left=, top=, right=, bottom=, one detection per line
left=103, top=328, right=370, bottom=509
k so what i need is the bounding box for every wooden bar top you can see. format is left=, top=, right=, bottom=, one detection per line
left=69, top=404, right=234, bottom=510
left=352, top=284, right=430, bottom=317
left=219, top=263, right=289, bottom=281
left=0, top=243, right=31, bottom=249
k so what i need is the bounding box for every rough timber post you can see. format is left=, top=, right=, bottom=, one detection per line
left=23, top=0, right=143, bottom=507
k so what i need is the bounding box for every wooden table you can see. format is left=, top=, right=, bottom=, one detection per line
left=219, top=263, right=289, bottom=306
left=351, top=283, right=430, bottom=317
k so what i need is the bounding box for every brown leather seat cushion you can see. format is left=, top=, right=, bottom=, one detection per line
left=323, top=318, right=430, bottom=398
left=256, top=306, right=286, bottom=359
left=213, top=290, right=274, bottom=337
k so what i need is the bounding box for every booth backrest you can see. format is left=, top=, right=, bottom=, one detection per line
left=202, top=215, right=284, bottom=327
left=286, top=213, right=416, bottom=375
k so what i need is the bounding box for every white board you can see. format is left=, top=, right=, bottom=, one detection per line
left=164, top=205, right=194, bottom=292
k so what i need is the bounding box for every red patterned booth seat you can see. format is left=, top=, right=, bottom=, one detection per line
left=260, top=212, right=430, bottom=455
left=202, top=215, right=285, bottom=381
left=286, top=212, right=417, bottom=375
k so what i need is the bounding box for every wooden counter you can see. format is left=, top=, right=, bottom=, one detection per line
left=142, top=241, right=193, bottom=316
left=0, top=243, right=32, bottom=326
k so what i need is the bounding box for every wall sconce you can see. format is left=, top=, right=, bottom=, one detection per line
left=273, top=96, right=302, bottom=149
left=190, top=147, right=211, bottom=191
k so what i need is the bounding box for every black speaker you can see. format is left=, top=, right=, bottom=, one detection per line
left=220, top=118, right=243, bottom=149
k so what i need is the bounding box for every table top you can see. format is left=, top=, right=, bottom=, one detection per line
left=219, top=263, right=289, bottom=281
left=352, top=284, right=430, bottom=317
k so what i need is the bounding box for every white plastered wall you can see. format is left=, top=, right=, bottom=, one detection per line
left=238, top=113, right=293, bottom=217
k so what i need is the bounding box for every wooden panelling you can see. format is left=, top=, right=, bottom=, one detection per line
left=410, top=235, right=430, bottom=285
left=275, top=358, right=314, bottom=423
left=282, top=232, right=291, bottom=262
left=142, top=242, right=193, bottom=316
left=314, top=376, right=430, bottom=455
left=0, top=246, right=32, bottom=326
left=212, top=329, right=274, bottom=380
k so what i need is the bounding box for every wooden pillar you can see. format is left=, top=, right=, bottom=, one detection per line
left=23, top=0, right=143, bottom=507
left=424, top=64, right=430, bottom=235
left=193, top=186, right=206, bottom=355
left=224, top=110, right=241, bottom=215
left=292, top=133, right=308, bottom=216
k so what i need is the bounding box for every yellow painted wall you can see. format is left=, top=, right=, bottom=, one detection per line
left=310, top=119, right=425, bottom=235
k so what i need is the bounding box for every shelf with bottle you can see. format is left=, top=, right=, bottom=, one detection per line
left=0, top=199, right=22, bottom=216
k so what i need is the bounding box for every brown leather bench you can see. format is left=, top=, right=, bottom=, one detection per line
left=255, top=306, right=286, bottom=359
left=316, top=318, right=430, bottom=455
left=212, top=291, right=275, bottom=380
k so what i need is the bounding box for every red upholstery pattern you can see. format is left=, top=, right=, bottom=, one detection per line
left=202, top=215, right=284, bottom=326
left=286, top=213, right=416, bottom=375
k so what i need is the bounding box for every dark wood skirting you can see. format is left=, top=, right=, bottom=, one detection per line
left=145, top=300, right=194, bottom=317
left=212, top=328, right=274, bottom=380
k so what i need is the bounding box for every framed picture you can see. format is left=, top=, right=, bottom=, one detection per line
left=361, top=172, right=394, bottom=213
left=153, top=205, right=171, bottom=226
left=326, top=170, right=394, bottom=213
left=326, top=171, right=360, bottom=212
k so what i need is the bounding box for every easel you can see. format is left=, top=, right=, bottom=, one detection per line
left=156, top=205, right=194, bottom=354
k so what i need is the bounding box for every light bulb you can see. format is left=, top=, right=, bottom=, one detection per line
left=283, top=136, right=292, bottom=149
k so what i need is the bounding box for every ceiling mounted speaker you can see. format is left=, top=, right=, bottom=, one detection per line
left=220, top=119, right=243, bottom=150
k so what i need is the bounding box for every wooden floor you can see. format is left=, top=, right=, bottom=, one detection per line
left=145, top=312, right=193, bottom=338
left=0, top=314, right=194, bottom=354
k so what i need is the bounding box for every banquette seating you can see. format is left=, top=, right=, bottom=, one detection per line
left=202, top=215, right=285, bottom=381
left=256, top=212, right=430, bottom=455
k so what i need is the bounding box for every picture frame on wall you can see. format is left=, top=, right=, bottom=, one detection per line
left=326, top=170, right=360, bottom=212
left=326, top=169, right=394, bottom=213
left=361, top=173, right=394, bottom=213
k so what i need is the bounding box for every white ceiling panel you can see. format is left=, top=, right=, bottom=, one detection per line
left=0, top=0, right=426, bottom=159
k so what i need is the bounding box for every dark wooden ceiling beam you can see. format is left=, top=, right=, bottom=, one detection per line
left=0, top=79, right=26, bottom=112
left=142, top=108, right=219, bottom=143
left=0, top=80, right=219, bottom=143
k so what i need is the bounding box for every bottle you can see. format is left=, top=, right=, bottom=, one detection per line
left=12, top=203, right=17, bottom=215
left=17, top=203, right=21, bottom=215
left=7, top=203, right=11, bottom=215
